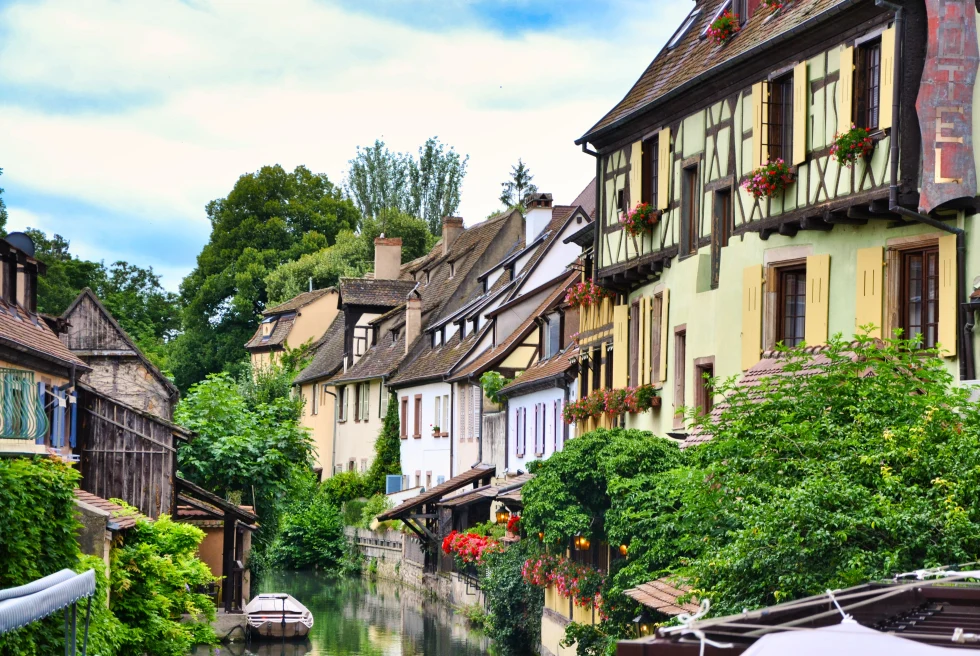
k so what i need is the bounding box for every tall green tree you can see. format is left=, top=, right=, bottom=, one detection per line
left=365, top=393, right=402, bottom=494
left=0, top=167, right=9, bottom=232
left=499, top=158, right=538, bottom=211
left=172, top=164, right=359, bottom=390
left=346, top=137, right=468, bottom=234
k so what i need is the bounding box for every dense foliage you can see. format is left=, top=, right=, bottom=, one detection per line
left=77, top=555, right=127, bottom=656
left=172, top=164, right=359, bottom=390
left=266, top=481, right=347, bottom=570
left=364, top=394, right=402, bottom=494
left=110, top=515, right=217, bottom=656
left=480, top=537, right=544, bottom=655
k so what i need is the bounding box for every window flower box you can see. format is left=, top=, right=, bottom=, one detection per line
left=622, top=202, right=659, bottom=236
left=831, top=126, right=876, bottom=167
left=743, top=159, right=796, bottom=199
left=565, top=280, right=615, bottom=309
left=706, top=11, right=739, bottom=45
left=562, top=385, right=661, bottom=423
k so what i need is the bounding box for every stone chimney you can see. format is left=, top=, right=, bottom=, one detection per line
left=525, top=192, right=553, bottom=244
left=442, top=217, right=464, bottom=256
left=405, top=289, right=422, bottom=354
left=374, top=236, right=402, bottom=280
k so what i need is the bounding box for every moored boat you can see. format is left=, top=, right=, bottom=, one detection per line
left=245, top=593, right=314, bottom=639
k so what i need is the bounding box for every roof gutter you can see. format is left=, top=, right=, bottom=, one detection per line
left=575, top=0, right=864, bottom=146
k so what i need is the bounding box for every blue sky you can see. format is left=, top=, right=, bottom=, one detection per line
left=0, top=0, right=689, bottom=290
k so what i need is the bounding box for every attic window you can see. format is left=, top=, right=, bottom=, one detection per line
left=432, top=331, right=442, bottom=348
left=424, top=270, right=430, bottom=285
left=261, top=317, right=275, bottom=338
left=668, top=9, right=701, bottom=49
left=701, top=1, right=732, bottom=37
left=449, top=261, right=456, bottom=279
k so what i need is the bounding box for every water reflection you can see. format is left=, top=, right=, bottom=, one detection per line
left=192, top=571, right=489, bottom=656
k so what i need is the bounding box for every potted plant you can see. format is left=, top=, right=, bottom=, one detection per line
left=565, top=280, right=615, bottom=309
left=743, top=159, right=797, bottom=199
left=831, top=126, right=875, bottom=167
left=761, top=0, right=785, bottom=11
left=622, top=202, right=659, bottom=236
left=706, top=11, right=739, bottom=44
left=432, top=425, right=440, bottom=436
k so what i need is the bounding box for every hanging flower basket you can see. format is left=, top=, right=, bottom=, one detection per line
left=831, top=126, right=875, bottom=167
left=623, top=202, right=659, bottom=236
left=563, top=385, right=661, bottom=423
left=706, top=11, right=740, bottom=44
left=565, top=280, right=615, bottom=309
left=743, top=159, right=796, bottom=199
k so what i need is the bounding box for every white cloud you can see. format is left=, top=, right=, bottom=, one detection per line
left=0, top=0, right=689, bottom=288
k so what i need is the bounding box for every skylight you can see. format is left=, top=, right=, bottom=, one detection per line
left=668, top=9, right=702, bottom=49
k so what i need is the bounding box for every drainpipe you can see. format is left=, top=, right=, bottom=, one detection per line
left=449, top=381, right=454, bottom=478
left=476, top=376, right=484, bottom=464
left=877, top=0, right=973, bottom=380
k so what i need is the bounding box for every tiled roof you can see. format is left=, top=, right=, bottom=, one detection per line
left=0, top=298, right=88, bottom=370
left=450, top=272, right=578, bottom=381
left=263, top=288, right=333, bottom=316
left=244, top=312, right=295, bottom=350
left=328, top=327, right=406, bottom=384
left=571, top=177, right=597, bottom=218
left=377, top=464, right=496, bottom=521
left=581, top=0, right=852, bottom=141
left=294, top=311, right=346, bottom=384
left=498, top=346, right=578, bottom=398
left=625, top=576, right=700, bottom=616
left=74, top=489, right=146, bottom=530
left=338, top=278, right=418, bottom=307
left=387, top=330, right=481, bottom=387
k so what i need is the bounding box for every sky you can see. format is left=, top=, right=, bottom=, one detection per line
left=0, top=0, right=691, bottom=291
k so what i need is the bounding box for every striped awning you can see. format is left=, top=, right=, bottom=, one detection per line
left=0, top=569, right=96, bottom=635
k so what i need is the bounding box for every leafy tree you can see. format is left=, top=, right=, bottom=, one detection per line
left=25, top=228, right=103, bottom=315
left=499, top=159, right=538, bottom=211
left=359, top=211, right=439, bottom=268
left=266, top=482, right=347, bottom=570
left=365, top=393, right=402, bottom=494
left=0, top=167, right=8, bottom=232
left=480, top=537, right=544, bottom=655
left=173, top=164, right=359, bottom=390
left=346, top=137, right=468, bottom=234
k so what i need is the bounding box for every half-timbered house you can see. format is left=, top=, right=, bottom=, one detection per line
left=574, top=0, right=979, bottom=439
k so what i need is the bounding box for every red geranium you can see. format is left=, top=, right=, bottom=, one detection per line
left=743, top=159, right=796, bottom=199
left=507, top=514, right=521, bottom=533
left=565, top=279, right=614, bottom=309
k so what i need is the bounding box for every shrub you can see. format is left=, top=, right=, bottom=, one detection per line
left=481, top=538, right=544, bottom=654
left=480, top=371, right=511, bottom=405
left=359, top=494, right=393, bottom=529
left=321, top=470, right=370, bottom=508
left=77, top=555, right=127, bottom=656
left=364, top=395, right=402, bottom=494
left=267, top=491, right=346, bottom=570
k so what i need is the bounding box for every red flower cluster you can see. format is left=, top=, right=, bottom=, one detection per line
left=706, top=11, right=739, bottom=44
left=743, top=159, right=796, bottom=199
left=761, top=0, right=785, bottom=11
left=562, top=385, right=661, bottom=423
left=521, top=554, right=605, bottom=609
left=831, top=126, right=875, bottom=167
left=565, top=280, right=614, bottom=309
left=622, top=202, right=658, bottom=236
left=441, top=530, right=501, bottom=564
left=507, top=514, right=521, bottom=533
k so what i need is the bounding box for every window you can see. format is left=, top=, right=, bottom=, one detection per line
left=415, top=471, right=421, bottom=488
left=516, top=407, right=526, bottom=458
left=764, top=75, right=794, bottom=162
left=353, top=384, right=361, bottom=422
left=413, top=395, right=422, bottom=438
left=359, top=382, right=370, bottom=421
left=901, top=246, right=939, bottom=349
left=449, top=261, right=456, bottom=278
left=348, top=459, right=355, bottom=472
left=642, top=135, right=659, bottom=208
left=361, top=459, right=367, bottom=473
left=855, top=38, right=882, bottom=130
left=673, top=328, right=686, bottom=430
left=733, top=0, right=747, bottom=24
left=580, top=352, right=590, bottom=397
left=711, top=189, right=732, bottom=290
left=400, top=397, right=408, bottom=438
left=426, top=472, right=432, bottom=488
left=650, top=293, right=664, bottom=383
left=682, top=165, right=699, bottom=255
left=546, top=314, right=561, bottom=359
left=777, top=267, right=807, bottom=347
left=338, top=386, right=348, bottom=422
left=694, top=358, right=715, bottom=416
left=604, top=345, right=614, bottom=390
left=553, top=401, right=560, bottom=452
left=442, top=395, right=449, bottom=436
left=311, top=383, right=319, bottom=415
left=380, top=387, right=388, bottom=418
left=591, top=347, right=601, bottom=393
left=434, top=396, right=442, bottom=433
left=533, top=404, right=540, bottom=456
left=629, top=300, right=640, bottom=385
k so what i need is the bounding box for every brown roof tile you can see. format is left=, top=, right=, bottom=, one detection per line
left=498, top=346, right=578, bottom=398
left=387, top=330, right=482, bottom=387
left=581, top=0, right=852, bottom=141
left=625, top=576, right=700, bottom=616
left=0, top=299, right=88, bottom=370
left=328, top=327, right=407, bottom=384
left=294, top=311, right=346, bottom=384
left=338, top=278, right=418, bottom=307
left=571, top=177, right=597, bottom=219
left=74, top=489, right=146, bottom=530
left=244, top=312, right=295, bottom=350
left=263, top=288, right=333, bottom=316
left=377, top=464, right=496, bottom=521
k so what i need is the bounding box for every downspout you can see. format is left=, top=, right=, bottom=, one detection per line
left=477, top=375, right=484, bottom=464
left=449, top=380, right=454, bottom=479
left=877, top=0, right=973, bottom=380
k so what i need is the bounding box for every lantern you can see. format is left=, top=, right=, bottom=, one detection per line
left=538, top=532, right=544, bottom=541
left=495, top=509, right=510, bottom=524
left=619, top=543, right=629, bottom=557
left=633, top=610, right=653, bottom=637
left=574, top=534, right=590, bottom=551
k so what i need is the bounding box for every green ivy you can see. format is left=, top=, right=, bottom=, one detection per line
left=480, top=371, right=512, bottom=405
left=480, top=537, right=543, bottom=655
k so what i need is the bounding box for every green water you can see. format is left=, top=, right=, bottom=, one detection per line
left=191, top=571, right=490, bottom=656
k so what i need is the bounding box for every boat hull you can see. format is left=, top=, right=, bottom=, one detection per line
left=247, top=619, right=312, bottom=639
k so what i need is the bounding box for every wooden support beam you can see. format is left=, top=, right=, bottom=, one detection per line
left=823, top=210, right=867, bottom=225
left=800, top=216, right=833, bottom=231
left=759, top=228, right=774, bottom=241
left=778, top=222, right=799, bottom=237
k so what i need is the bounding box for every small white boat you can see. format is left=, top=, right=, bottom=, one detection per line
left=245, top=593, right=314, bottom=639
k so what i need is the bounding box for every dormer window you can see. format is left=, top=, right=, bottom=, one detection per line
left=424, top=270, right=430, bottom=285
left=432, top=331, right=442, bottom=348
left=448, top=261, right=456, bottom=279
left=261, top=317, right=276, bottom=338
left=391, top=328, right=401, bottom=343
left=702, top=0, right=732, bottom=37
left=668, top=9, right=701, bottom=49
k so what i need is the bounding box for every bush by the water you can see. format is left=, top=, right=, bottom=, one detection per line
left=266, top=483, right=347, bottom=570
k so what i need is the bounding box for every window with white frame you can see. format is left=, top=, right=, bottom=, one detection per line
left=312, top=383, right=319, bottom=415
left=338, top=386, right=348, bottom=421
left=442, top=394, right=449, bottom=436
left=358, top=382, right=370, bottom=420
left=435, top=396, right=442, bottom=433
left=516, top=406, right=525, bottom=457
left=553, top=400, right=560, bottom=452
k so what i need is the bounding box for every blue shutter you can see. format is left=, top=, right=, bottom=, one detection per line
left=69, top=392, right=77, bottom=448
left=36, top=383, right=46, bottom=445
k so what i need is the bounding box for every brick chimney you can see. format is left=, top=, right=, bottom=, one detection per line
left=525, top=192, right=553, bottom=244
left=442, top=217, right=464, bottom=256
left=374, top=236, right=402, bottom=280
left=405, top=289, right=422, bottom=353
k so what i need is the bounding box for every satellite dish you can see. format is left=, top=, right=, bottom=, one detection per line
left=5, top=232, right=35, bottom=258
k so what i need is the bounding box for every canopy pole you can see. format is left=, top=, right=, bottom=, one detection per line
left=81, top=596, right=92, bottom=656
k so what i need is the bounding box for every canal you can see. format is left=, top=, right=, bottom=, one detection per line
left=192, top=571, right=490, bottom=656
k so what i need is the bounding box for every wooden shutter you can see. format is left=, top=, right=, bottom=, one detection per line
left=629, top=141, right=643, bottom=208
left=793, top=61, right=808, bottom=165
left=613, top=304, right=630, bottom=388
left=805, top=254, right=831, bottom=345
left=472, top=386, right=481, bottom=438
left=639, top=297, right=649, bottom=385
left=878, top=26, right=896, bottom=131
left=741, top=265, right=764, bottom=370
left=751, top=81, right=768, bottom=168
left=659, top=289, right=670, bottom=383
left=629, top=301, right=640, bottom=386
left=855, top=247, right=883, bottom=338
left=838, top=45, right=854, bottom=135
left=939, top=234, right=957, bottom=357
left=657, top=128, right=671, bottom=210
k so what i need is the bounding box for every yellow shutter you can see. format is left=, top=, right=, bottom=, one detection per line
left=657, top=128, right=671, bottom=210
left=805, top=254, right=831, bottom=345
left=659, top=288, right=670, bottom=383
left=855, top=247, right=883, bottom=338
left=878, top=26, right=896, bottom=131
left=629, top=141, right=643, bottom=209
left=639, top=297, right=649, bottom=385
left=838, top=45, right=854, bottom=135
left=742, top=265, right=763, bottom=370
left=939, top=234, right=957, bottom=357
left=752, top=82, right=769, bottom=169
left=793, top=61, right=808, bottom=165
left=613, top=304, right=630, bottom=388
